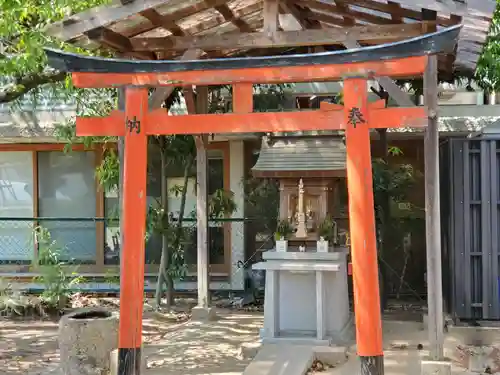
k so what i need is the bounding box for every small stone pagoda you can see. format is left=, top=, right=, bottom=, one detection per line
left=251, top=134, right=352, bottom=346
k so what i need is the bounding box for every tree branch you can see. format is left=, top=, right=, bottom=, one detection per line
left=0, top=70, right=67, bottom=103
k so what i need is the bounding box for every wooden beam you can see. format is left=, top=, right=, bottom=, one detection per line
left=45, top=0, right=182, bottom=41
left=148, top=49, right=204, bottom=109
left=78, top=109, right=344, bottom=135
left=264, top=0, right=280, bottom=34
left=214, top=4, right=254, bottom=32
left=85, top=27, right=156, bottom=60
left=307, top=10, right=357, bottom=27
left=297, top=0, right=397, bottom=25
left=333, top=0, right=356, bottom=26
left=72, top=55, right=428, bottom=87
left=279, top=1, right=308, bottom=29
left=140, top=8, right=186, bottom=36
left=76, top=104, right=426, bottom=136
left=423, top=53, right=444, bottom=360
left=387, top=1, right=403, bottom=23
left=125, top=0, right=234, bottom=38
left=326, top=0, right=457, bottom=26
left=233, top=84, right=254, bottom=113
left=131, top=23, right=430, bottom=51
left=423, top=6, right=445, bottom=361
left=341, top=38, right=415, bottom=107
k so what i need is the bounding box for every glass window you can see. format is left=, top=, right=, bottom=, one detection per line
left=103, top=147, right=228, bottom=267
left=0, top=152, right=34, bottom=264
left=38, top=151, right=97, bottom=263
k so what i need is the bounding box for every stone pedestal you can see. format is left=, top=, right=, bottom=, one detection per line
left=253, top=249, right=351, bottom=345
left=59, top=308, right=118, bottom=375
left=191, top=306, right=217, bottom=321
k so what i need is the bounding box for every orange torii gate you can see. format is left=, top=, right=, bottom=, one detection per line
left=45, top=25, right=460, bottom=375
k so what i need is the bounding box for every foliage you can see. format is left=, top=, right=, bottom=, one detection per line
left=148, top=206, right=190, bottom=281
left=33, top=227, right=85, bottom=309
left=209, top=189, right=237, bottom=219
left=244, top=176, right=280, bottom=237
left=275, top=220, right=294, bottom=241
left=372, top=159, right=419, bottom=214
left=0, top=278, right=31, bottom=316
left=475, top=0, right=500, bottom=92
left=0, top=0, right=110, bottom=104
left=318, top=217, right=337, bottom=242
left=95, top=149, right=120, bottom=193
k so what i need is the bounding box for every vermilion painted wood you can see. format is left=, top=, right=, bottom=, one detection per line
left=72, top=56, right=429, bottom=371
left=233, top=83, right=254, bottom=113
left=118, top=88, right=148, bottom=351
left=71, top=56, right=427, bottom=87
left=343, top=79, right=384, bottom=357
left=75, top=107, right=426, bottom=136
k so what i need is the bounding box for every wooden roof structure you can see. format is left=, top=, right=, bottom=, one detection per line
left=46, top=0, right=496, bottom=78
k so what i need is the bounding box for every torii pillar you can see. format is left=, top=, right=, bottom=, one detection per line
left=76, top=83, right=427, bottom=375
left=57, top=50, right=438, bottom=375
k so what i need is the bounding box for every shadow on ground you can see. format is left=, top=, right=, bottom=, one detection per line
left=144, top=311, right=263, bottom=375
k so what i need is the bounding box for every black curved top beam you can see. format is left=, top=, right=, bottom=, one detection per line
left=45, top=25, right=461, bottom=73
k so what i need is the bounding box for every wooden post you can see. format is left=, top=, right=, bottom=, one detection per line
left=192, top=86, right=214, bottom=320
left=343, top=79, right=384, bottom=375
left=196, top=135, right=210, bottom=309
left=424, top=54, right=444, bottom=360
left=118, top=87, right=148, bottom=375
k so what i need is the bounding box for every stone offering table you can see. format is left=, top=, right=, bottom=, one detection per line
left=252, top=249, right=351, bottom=346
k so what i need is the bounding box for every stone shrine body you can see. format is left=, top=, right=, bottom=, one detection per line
left=252, top=135, right=352, bottom=345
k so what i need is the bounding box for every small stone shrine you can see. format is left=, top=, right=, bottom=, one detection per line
left=251, top=134, right=352, bottom=345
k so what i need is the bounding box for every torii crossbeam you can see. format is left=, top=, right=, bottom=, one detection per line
left=45, top=24, right=460, bottom=375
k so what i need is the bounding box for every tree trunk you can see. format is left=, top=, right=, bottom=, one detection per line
left=166, top=157, right=192, bottom=310
left=154, top=148, right=192, bottom=311
left=155, top=141, right=168, bottom=309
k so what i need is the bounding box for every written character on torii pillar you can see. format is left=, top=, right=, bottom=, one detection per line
left=44, top=24, right=461, bottom=375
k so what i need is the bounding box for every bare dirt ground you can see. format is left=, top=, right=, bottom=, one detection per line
left=0, top=297, right=263, bottom=375
left=1, top=298, right=500, bottom=375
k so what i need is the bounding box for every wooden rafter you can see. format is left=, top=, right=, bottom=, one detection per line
left=139, top=8, right=186, bottom=36
left=307, top=10, right=356, bottom=27
left=333, top=0, right=356, bottom=26
left=130, top=22, right=433, bottom=51
left=122, top=0, right=233, bottom=38
left=85, top=27, right=156, bottom=59
left=44, top=0, right=482, bottom=78
left=328, top=0, right=459, bottom=26
left=214, top=4, right=254, bottom=32
left=387, top=1, right=403, bottom=23
left=296, top=0, right=399, bottom=25
left=46, top=0, right=179, bottom=41
left=264, top=0, right=280, bottom=34
left=279, top=0, right=310, bottom=29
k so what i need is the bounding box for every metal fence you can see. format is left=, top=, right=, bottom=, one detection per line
left=0, top=215, right=428, bottom=300
left=0, top=217, right=104, bottom=265
left=442, top=138, right=500, bottom=320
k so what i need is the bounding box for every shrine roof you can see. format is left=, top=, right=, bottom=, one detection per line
left=252, top=136, right=346, bottom=175
left=45, top=0, right=497, bottom=77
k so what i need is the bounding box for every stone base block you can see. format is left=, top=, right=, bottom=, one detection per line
left=239, top=341, right=262, bottom=360
left=422, top=313, right=448, bottom=331
left=421, top=359, right=452, bottom=375
left=262, top=337, right=332, bottom=346
left=191, top=306, right=217, bottom=321
left=59, top=308, right=118, bottom=375
left=109, top=349, right=146, bottom=375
